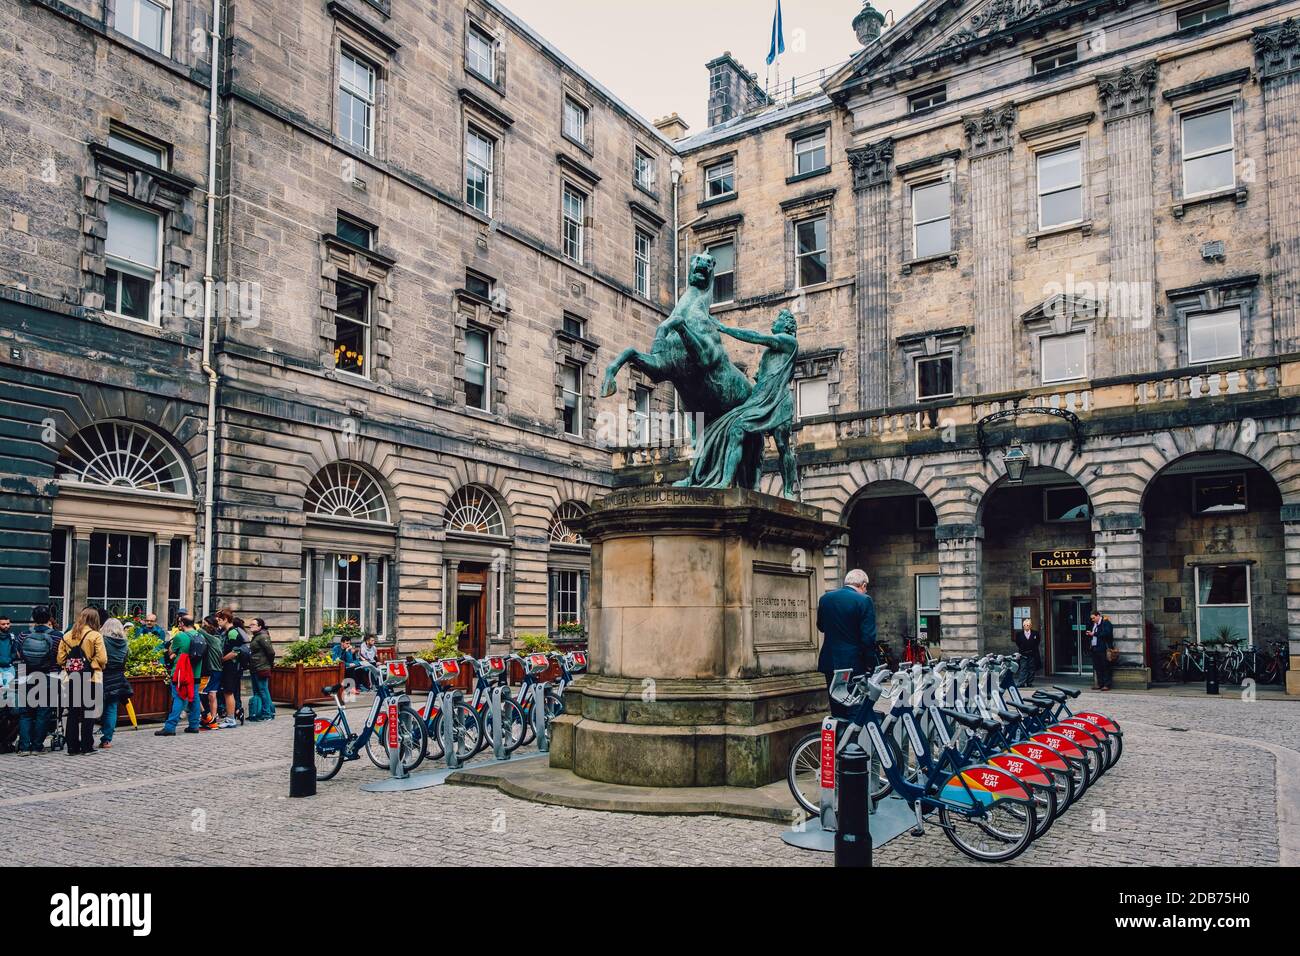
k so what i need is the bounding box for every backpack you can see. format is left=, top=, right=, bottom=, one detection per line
left=20, top=630, right=54, bottom=671
left=186, top=632, right=206, bottom=672
left=62, top=637, right=89, bottom=674
left=0, top=634, right=14, bottom=669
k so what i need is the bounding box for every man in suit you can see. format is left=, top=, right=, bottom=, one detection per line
left=1014, top=619, right=1042, bottom=687
left=1087, top=610, right=1115, bottom=691
left=816, top=569, right=878, bottom=717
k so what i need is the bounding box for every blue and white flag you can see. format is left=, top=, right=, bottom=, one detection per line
left=766, top=0, right=785, bottom=65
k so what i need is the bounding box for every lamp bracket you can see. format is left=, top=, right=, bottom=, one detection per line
left=976, top=407, right=1085, bottom=459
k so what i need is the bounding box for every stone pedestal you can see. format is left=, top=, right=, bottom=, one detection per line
left=1287, top=657, right=1300, bottom=696
left=550, top=486, right=843, bottom=788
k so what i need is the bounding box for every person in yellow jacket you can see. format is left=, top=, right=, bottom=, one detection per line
left=57, top=607, right=107, bottom=755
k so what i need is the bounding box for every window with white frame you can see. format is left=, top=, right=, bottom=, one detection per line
left=562, top=184, right=586, bottom=263
left=916, top=573, right=942, bottom=645
left=793, top=129, right=828, bottom=176
left=907, top=86, right=946, bottom=113
left=1178, top=0, right=1230, bottom=29
left=911, top=180, right=951, bottom=258
left=708, top=240, right=735, bottom=303
left=554, top=569, right=581, bottom=627
left=88, top=532, right=153, bottom=617
left=561, top=362, right=583, bottom=436
left=916, top=354, right=954, bottom=400
left=464, top=326, right=491, bottom=411
left=633, top=385, right=652, bottom=444
left=796, top=377, right=830, bottom=420
left=705, top=159, right=735, bottom=199
left=333, top=277, right=370, bottom=377
left=465, top=125, right=494, bottom=215
left=634, top=229, right=652, bottom=297
left=48, top=529, right=70, bottom=630
left=563, top=96, right=589, bottom=146
left=1182, top=106, right=1235, bottom=197
left=466, top=22, right=497, bottom=82
left=113, top=0, right=170, bottom=54
left=109, top=129, right=167, bottom=169
left=324, top=553, right=364, bottom=628
left=635, top=148, right=656, bottom=191
left=336, top=214, right=373, bottom=249
left=1187, top=307, right=1242, bottom=364
left=1041, top=331, right=1087, bottom=383
left=1037, top=145, right=1083, bottom=229
left=795, top=215, right=828, bottom=288
left=1195, top=564, right=1251, bottom=646
left=1032, top=44, right=1078, bottom=75
left=105, top=198, right=161, bottom=323
left=338, top=48, right=376, bottom=154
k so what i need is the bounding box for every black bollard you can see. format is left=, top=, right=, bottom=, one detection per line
left=289, top=706, right=317, bottom=797
left=1206, top=652, right=1220, bottom=696
left=835, top=742, right=872, bottom=867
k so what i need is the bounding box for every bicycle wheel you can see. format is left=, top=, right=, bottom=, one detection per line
left=940, top=800, right=1037, bottom=862
left=429, top=704, right=482, bottom=762
left=365, top=708, right=428, bottom=773
left=787, top=732, right=822, bottom=816
left=316, top=743, right=346, bottom=781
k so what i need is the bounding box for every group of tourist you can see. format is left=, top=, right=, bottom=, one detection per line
left=0, top=604, right=278, bottom=755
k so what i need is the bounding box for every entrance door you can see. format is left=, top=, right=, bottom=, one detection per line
left=457, top=566, right=488, bottom=658
left=1049, top=593, right=1093, bottom=676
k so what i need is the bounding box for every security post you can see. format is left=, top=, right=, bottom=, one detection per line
left=835, top=742, right=872, bottom=867
left=486, top=655, right=511, bottom=762
left=528, top=653, right=552, bottom=753
left=289, top=706, right=317, bottom=798
left=437, top=658, right=463, bottom=770
left=819, top=715, right=837, bottom=832
left=384, top=661, right=410, bottom=780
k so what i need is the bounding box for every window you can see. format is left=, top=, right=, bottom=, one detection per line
left=563, top=97, right=588, bottom=146
left=105, top=198, right=161, bottom=323
left=464, top=270, right=493, bottom=301
left=299, top=554, right=310, bottom=636
left=1041, top=331, right=1087, bottom=383
left=554, top=569, right=581, bottom=627
left=338, top=48, right=376, bottom=153
left=336, top=214, right=372, bottom=249
left=793, top=130, right=828, bottom=176
left=1032, top=44, right=1078, bottom=75
left=58, top=421, right=190, bottom=495
left=911, top=180, right=952, bottom=258
left=908, top=86, right=946, bottom=113
left=634, top=229, right=652, bottom=297
left=1195, top=564, right=1251, bottom=646
left=113, top=0, right=169, bottom=54
left=561, top=362, right=583, bottom=436
left=1178, top=1, right=1230, bottom=29
left=795, top=215, right=828, bottom=288
left=324, top=553, right=364, bottom=628
left=166, top=537, right=185, bottom=627
left=48, top=529, right=70, bottom=630
left=633, top=385, right=652, bottom=444
left=88, top=532, right=152, bottom=617
left=466, top=22, right=497, bottom=82
left=1037, top=145, right=1083, bottom=229
left=635, top=148, right=656, bottom=191
left=916, top=574, right=942, bottom=646
left=447, top=485, right=505, bottom=536
left=109, top=129, right=167, bottom=169
left=1182, top=106, right=1235, bottom=197
left=549, top=501, right=589, bottom=545
left=796, top=377, right=830, bottom=420
left=916, top=498, right=938, bottom=530
left=305, top=462, right=391, bottom=524
left=374, top=558, right=387, bottom=639
left=1187, top=308, right=1242, bottom=364
left=465, top=125, right=495, bottom=215
left=562, top=184, right=586, bottom=264
left=1044, top=486, right=1091, bottom=522
left=1194, top=474, right=1247, bottom=514
left=708, top=240, right=735, bottom=303
left=705, top=159, right=735, bottom=199
left=916, top=354, right=954, bottom=400
left=333, top=277, right=370, bottom=377
left=562, top=313, right=586, bottom=338
left=465, top=326, right=491, bottom=410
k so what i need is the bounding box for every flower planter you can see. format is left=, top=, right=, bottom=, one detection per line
left=406, top=662, right=472, bottom=694
left=270, top=662, right=346, bottom=708
left=126, top=675, right=171, bottom=720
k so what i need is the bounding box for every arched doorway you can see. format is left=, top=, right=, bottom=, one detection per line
left=844, top=480, right=939, bottom=659
left=979, top=467, right=1094, bottom=676
left=1142, top=452, right=1286, bottom=681
left=443, top=484, right=512, bottom=658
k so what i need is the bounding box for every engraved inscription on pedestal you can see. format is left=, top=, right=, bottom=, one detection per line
left=752, top=561, right=815, bottom=651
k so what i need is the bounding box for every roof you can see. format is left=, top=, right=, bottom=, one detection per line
left=675, top=94, right=836, bottom=153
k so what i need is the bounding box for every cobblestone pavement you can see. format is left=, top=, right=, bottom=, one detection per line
left=1, top=690, right=1294, bottom=866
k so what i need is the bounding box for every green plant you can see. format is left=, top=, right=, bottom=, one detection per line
left=279, top=634, right=335, bottom=667
left=124, top=633, right=167, bottom=678
left=415, top=622, right=468, bottom=662
left=518, top=632, right=556, bottom=654
left=555, top=619, right=585, bottom=637
left=321, top=618, right=364, bottom=643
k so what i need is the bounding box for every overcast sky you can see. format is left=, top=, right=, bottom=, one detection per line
left=502, top=0, right=923, bottom=132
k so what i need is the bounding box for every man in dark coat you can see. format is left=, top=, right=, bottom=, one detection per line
left=1014, top=619, right=1042, bottom=687
left=816, top=569, right=878, bottom=717
left=1087, top=611, right=1115, bottom=691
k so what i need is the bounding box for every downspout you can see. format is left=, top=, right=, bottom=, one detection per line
left=199, top=0, right=223, bottom=618
left=669, top=157, right=684, bottom=442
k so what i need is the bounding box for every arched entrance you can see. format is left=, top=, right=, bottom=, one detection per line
left=442, top=484, right=512, bottom=658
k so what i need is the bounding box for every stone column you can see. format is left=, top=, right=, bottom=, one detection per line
left=71, top=531, right=91, bottom=614
left=847, top=138, right=894, bottom=409
left=311, top=552, right=327, bottom=631
left=1254, top=21, right=1300, bottom=353
left=936, top=524, right=983, bottom=657
left=1096, top=61, right=1158, bottom=375
left=364, top=556, right=379, bottom=637
left=442, top=560, right=459, bottom=633
left=1280, top=505, right=1300, bottom=695
left=962, top=106, right=1016, bottom=393
left=152, top=540, right=171, bottom=619
left=1092, top=512, right=1148, bottom=687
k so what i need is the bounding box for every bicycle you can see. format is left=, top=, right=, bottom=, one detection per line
left=460, top=654, right=526, bottom=757
left=1257, top=641, right=1289, bottom=685
left=410, top=658, right=482, bottom=762
left=511, top=652, right=559, bottom=746
left=313, top=663, right=427, bottom=781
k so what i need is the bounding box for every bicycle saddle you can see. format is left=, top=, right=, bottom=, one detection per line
left=995, top=708, right=1022, bottom=723
left=1008, top=701, right=1041, bottom=715
left=322, top=684, right=342, bottom=695
left=1032, top=690, right=1066, bottom=703
left=938, top=708, right=984, bottom=731
left=1052, top=685, right=1081, bottom=698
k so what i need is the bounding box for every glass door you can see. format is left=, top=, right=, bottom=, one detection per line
left=1049, top=593, right=1093, bottom=676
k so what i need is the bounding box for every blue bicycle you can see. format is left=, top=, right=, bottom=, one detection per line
left=313, top=663, right=427, bottom=781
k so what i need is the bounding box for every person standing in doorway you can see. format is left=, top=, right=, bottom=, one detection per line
left=1088, top=610, right=1115, bottom=691
left=1014, top=619, right=1042, bottom=687
left=816, top=569, right=878, bottom=718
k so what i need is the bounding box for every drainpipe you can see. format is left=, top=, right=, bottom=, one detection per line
left=670, top=157, right=683, bottom=441
left=198, top=0, right=224, bottom=618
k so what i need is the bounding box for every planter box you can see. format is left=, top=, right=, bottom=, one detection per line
left=406, top=662, right=472, bottom=694
left=270, top=663, right=345, bottom=708
left=126, top=675, right=171, bottom=720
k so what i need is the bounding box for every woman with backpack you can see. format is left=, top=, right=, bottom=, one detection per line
left=98, top=617, right=132, bottom=750
left=57, top=607, right=107, bottom=756
left=246, top=619, right=275, bottom=721
left=215, top=609, right=247, bottom=728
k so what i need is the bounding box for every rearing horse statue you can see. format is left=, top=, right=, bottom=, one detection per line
left=600, top=253, right=752, bottom=434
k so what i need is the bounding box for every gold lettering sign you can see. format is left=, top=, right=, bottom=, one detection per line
left=1030, top=549, right=1095, bottom=570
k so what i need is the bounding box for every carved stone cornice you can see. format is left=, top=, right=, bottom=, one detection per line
left=1253, top=18, right=1300, bottom=81
left=938, top=0, right=1080, bottom=52
left=847, top=138, right=894, bottom=190
left=962, top=105, right=1016, bottom=158
left=1095, top=60, right=1158, bottom=123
